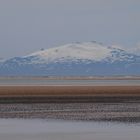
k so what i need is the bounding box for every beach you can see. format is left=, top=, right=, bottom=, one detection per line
left=0, top=86, right=140, bottom=121
left=0, top=86, right=140, bottom=96
left=0, top=81, right=140, bottom=140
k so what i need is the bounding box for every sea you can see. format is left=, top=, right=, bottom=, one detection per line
left=0, top=119, right=140, bottom=140
left=0, top=77, right=140, bottom=86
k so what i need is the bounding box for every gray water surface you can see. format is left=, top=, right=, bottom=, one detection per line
left=0, top=78, right=140, bottom=86
left=0, top=119, right=140, bottom=140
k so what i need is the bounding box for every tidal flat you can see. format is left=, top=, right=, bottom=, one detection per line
left=0, top=86, right=140, bottom=121
left=0, top=80, right=140, bottom=139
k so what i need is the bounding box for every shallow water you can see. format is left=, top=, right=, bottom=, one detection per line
left=0, top=78, right=140, bottom=86
left=0, top=119, right=140, bottom=140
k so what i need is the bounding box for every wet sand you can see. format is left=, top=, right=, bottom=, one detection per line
left=0, top=86, right=140, bottom=122
left=1, top=102, right=140, bottom=122
left=0, top=86, right=140, bottom=96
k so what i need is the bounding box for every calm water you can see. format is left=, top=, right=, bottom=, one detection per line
left=0, top=78, right=140, bottom=86
left=0, top=119, right=140, bottom=140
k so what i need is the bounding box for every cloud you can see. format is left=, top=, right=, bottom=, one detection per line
left=127, top=43, right=140, bottom=55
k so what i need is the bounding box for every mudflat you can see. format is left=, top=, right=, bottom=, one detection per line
left=0, top=86, right=140, bottom=122
left=0, top=86, right=140, bottom=97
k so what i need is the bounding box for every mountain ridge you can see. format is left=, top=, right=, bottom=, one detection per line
left=0, top=42, right=140, bottom=76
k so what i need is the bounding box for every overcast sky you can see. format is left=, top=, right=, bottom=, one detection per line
left=0, top=0, right=140, bottom=58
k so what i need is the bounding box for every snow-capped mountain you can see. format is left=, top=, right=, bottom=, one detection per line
left=0, top=42, right=140, bottom=76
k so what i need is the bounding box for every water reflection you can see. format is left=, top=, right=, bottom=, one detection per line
left=0, top=119, right=140, bottom=140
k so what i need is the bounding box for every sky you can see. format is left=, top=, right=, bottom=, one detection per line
left=0, top=0, right=140, bottom=59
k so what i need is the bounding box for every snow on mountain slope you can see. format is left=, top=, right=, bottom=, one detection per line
left=0, top=42, right=140, bottom=76
left=23, top=42, right=111, bottom=64
left=22, top=42, right=136, bottom=64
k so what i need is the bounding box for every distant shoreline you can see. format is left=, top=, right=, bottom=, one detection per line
left=0, top=76, right=140, bottom=80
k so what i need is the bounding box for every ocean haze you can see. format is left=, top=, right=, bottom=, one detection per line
left=0, top=0, right=140, bottom=58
